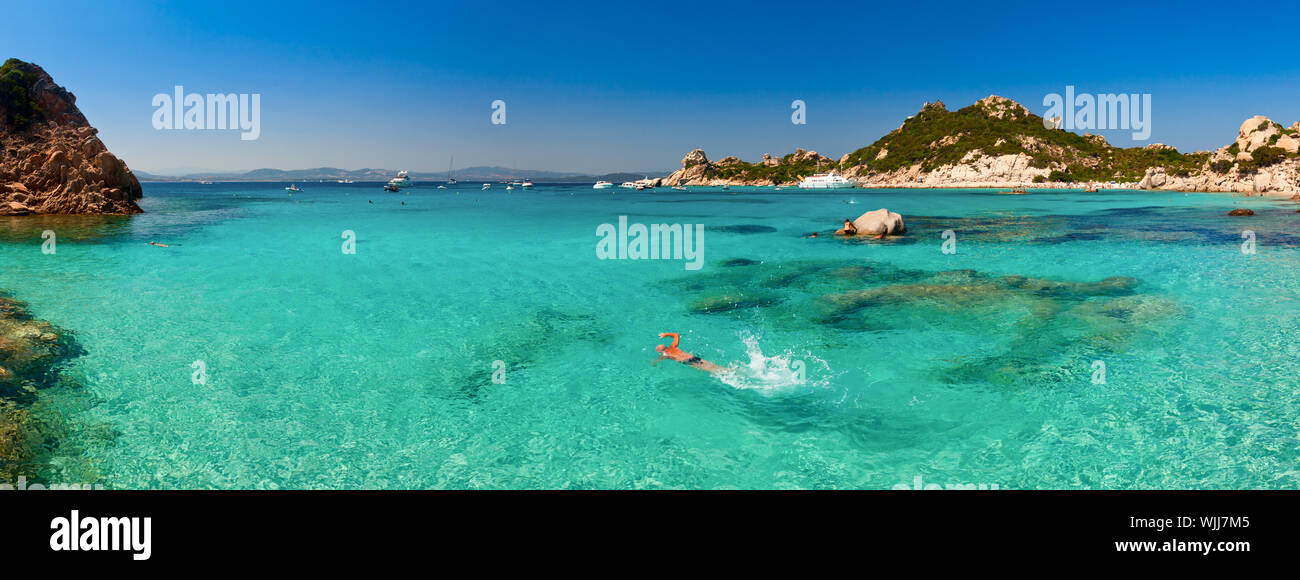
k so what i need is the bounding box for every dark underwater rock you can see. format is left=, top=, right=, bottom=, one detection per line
left=689, top=292, right=784, bottom=313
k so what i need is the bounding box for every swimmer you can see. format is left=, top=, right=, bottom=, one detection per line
left=148, top=242, right=169, bottom=247
left=653, top=333, right=723, bottom=373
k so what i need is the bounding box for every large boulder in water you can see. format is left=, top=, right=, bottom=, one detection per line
left=842, top=208, right=906, bottom=236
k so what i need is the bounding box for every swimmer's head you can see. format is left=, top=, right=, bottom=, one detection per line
left=655, top=344, right=667, bottom=353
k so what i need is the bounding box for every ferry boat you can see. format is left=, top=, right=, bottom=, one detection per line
left=797, top=172, right=857, bottom=189
left=593, top=181, right=613, bottom=189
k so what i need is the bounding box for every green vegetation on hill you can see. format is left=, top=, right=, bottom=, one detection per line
left=840, top=99, right=1208, bottom=182
left=0, top=58, right=42, bottom=131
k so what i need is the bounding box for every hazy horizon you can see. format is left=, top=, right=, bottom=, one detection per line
left=7, top=0, right=1300, bottom=174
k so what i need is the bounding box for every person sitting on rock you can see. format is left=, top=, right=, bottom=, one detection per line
left=653, top=332, right=723, bottom=373
left=836, top=218, right=858, bottom=236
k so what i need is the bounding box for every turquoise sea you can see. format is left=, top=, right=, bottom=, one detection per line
left=2, top=183, right=1298, bottom=489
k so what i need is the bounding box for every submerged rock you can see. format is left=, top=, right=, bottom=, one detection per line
left=689, top=291, right=784, bottom=313
left=0, top=293, right=78, bottom=398
left=0, top=292, right=83, bottom=483
left=1227, top=208, right=1254, bottom=216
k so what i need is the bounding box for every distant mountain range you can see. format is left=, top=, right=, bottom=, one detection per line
left=134, top=166, right=670, bottom=184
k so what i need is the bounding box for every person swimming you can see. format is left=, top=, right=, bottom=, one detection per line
left=653, top=332, right=723, bottom=373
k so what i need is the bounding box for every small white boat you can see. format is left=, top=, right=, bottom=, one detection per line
left=619, top=181, right=638, bottom=189
left=672, top=186, right=687, bottom=191
left=521, top=181, right=533, bottom=189
left=337, top=179, right=354, bottom=184
left=593, top=181, right=613, bottom=189
left=798, top=172, right=857, bottom=189
left=437, top=185, right=447, bottom=189
left=285, top=184, right=302, bottom=192
left=482, top=183, right=491, bottom=190
left=506, top=185, right=514, bottom=191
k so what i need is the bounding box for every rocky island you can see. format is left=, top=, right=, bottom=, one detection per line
left=0, top=58, right=142, bottom=215
left=662, top=96, right=1300, bottom=194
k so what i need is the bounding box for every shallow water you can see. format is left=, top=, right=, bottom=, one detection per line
left=1, top=183, right=1297, bottom=489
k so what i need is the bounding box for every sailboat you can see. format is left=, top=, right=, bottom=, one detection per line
left=446, top=156, right=457, bottom=185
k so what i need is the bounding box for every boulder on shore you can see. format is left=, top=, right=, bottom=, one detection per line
left=838, top=208, right=907, bottom=236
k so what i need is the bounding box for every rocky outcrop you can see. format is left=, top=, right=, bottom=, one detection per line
left=661, top=147, right=836, bottom=186
left=660, top=97, right=1300, bottom=193
left=0, top=59, right=141, bottom=215
left=844, top=152, right=1056, bottom=188
left=1135, top=114, right=1300, bottom=194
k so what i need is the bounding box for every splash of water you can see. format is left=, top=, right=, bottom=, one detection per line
left=715, top=333, right=831, bottom=393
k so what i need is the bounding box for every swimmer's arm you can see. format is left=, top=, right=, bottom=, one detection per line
left=658, top=332, right=680, bottom=349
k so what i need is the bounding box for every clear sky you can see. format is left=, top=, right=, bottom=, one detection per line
left=6, top=0, right=1300, bottom=175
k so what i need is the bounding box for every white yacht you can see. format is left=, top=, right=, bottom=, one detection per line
left=521, top=181, right=533, bottom=189
left=593, top=181, right=613, bottom=189
left=337, top=179, right=354, bottom=184
left=481, top=183, right=491, bottom=190
left=797, top=172, right=857, bottom=189
left=619, top=181, right=638, bottom=189
left=387, top=170, right=411, bottom=189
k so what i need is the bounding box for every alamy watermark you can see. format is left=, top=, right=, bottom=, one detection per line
left=791, top=99, right=806, bottom=125
left=152, top=86, right=261, bottom=140
left=491, top=360, right=506, bottom=384
left=1042, top=86, right=1150, bottom=140
left=596, top=216, right=704, bottom=271
left=492, top=100, right=506, bottom=125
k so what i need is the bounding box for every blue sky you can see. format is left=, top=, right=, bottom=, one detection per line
left=6, top=0, right=1300, bottom=175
